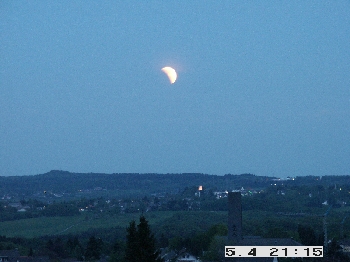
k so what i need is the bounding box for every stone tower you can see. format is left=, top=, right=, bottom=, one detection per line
left=228, top=191, right=242, bottom=243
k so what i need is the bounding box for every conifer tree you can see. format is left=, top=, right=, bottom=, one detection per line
left=85, top=236, right=103, bottom=261
left=125, top=220, right=139, bottom=262
left=125, top=216, right=163, bottom=262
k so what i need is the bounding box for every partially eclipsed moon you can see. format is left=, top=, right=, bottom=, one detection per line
left=161, top=67, right=177, bottom=84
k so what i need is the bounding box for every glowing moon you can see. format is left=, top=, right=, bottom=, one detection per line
left=161, top=66, right=177, bottom=84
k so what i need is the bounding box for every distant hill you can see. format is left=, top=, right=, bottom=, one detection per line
left=0, top=170, right=349, bottom=200
left=0, top=171, right=274, bottom=198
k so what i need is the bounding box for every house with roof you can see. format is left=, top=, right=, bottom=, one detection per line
left=176, top=252, right=201, bottom=262
left=0, top=250, right=49, bottom=262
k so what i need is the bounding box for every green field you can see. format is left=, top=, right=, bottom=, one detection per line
left=0, top=211, right=180, bottom=238
left=0, top=209, right=347, bottom=240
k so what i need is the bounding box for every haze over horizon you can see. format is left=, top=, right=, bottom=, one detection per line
left=1, top=1, right=349, bottom=177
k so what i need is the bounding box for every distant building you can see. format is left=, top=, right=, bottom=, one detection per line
left=0, top=250, right=49, bottom=262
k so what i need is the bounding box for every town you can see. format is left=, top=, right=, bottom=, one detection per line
left=0, top=172, right=350, bottom=261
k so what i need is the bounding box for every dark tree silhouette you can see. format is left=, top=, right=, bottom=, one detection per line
left=125, top=215, right=163, bottom=262
left=110, top=240, right=126, bottom=262
left=85, top=236, right=103, bottom=261
left=125, top=220, right=139, bottom=262
left=28, top=247, right=33, bottom=257
left=298, top=225, right=317, bottom=246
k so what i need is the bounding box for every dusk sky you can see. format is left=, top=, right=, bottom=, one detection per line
left=1, top=1, right=349, bottom=177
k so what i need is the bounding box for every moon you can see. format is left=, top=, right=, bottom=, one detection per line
left=161, top=66, right=177, bottom=84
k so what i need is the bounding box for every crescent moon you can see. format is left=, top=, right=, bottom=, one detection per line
left=161, top=67, right=177, bottom=84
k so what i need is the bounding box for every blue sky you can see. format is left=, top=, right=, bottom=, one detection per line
left=1, top=1, right=349, bottom=177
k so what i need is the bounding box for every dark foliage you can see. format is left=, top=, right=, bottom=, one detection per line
left=125, top=216, right=162, bottom=262
left=298, top=225, right=318, bottom=246
left=85, top=236, right=103, bottom=261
